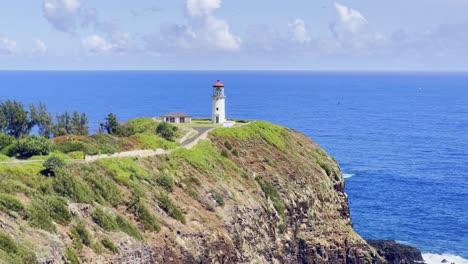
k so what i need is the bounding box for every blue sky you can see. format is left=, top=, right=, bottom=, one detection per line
left=1, top=0, right=468, bottom=70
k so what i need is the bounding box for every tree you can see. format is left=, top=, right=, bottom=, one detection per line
left=71, top=111, right=81, bottom=134
left=55, top=112, right=72, bottom=136
left=78, top=113, right=89, bottom=135
left=29, top=102, right=54, bottom=138
left=43, top=155, right=66, bottom=176
left=156, top=122, right=178, bottom=141
left=0, top=100, right=32, bottom=138
left=10, top=135, right=51, bottom=158
left=100, top=113, right=119, bottom=135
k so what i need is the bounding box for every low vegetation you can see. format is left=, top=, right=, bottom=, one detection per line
left=0, top=114, right=336, bottom=262
left=91, top=207, right=143, bottom=240
left=0, top=232, right=37, bottom=264
left=255, top=176, right=286, bottom=223
left=156, top=193, right=186, bottom=224
left=101, top=237, right=119, bottom=254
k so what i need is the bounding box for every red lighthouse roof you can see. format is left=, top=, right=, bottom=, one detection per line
left=213, top=80, right=224, bottom=87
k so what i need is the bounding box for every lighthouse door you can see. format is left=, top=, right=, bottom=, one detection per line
left=216, top=117, right=219, bottom=124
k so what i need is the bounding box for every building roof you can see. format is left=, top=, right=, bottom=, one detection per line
left=161, top=112, right=192, bottom=118
left=213, top=80, right=225, bottom=87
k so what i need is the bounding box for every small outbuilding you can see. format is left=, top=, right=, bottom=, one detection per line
left=161, top=112, right=192, bottom=124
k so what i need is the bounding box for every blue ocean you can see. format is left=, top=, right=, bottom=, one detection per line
left=1, top=71, right=467, bottom=261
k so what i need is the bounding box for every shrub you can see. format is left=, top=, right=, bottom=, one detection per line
left=255, top=177, right=286, bottom=223
left=0, top=193, right=25, bottom=215
left=157, top=193, right=185, bottom=224
left=129, top=196, right=160, bottom=232
left=0, top=232, right=18, bottom=254
left=64, top=247, right=80, bottom=264
left=27, top=200, right=56, bottom=232
left=317, top=160, right=333, bottom=176
left=220, top=149, right=229, bottom=158
left=84, top=174, right=121, bottom=206
left=70, top=222, right=92, bottom=249
left=70, top=226, right=83, bottom=250
left=211, top=190, right=225, bottom=207
left=53, top=173, right=95, bottom=204
left=43, top=155, right=66, bottom=176
left=115, top=215, right=143, bottom=241
left=91, top=208, right=119, bottom=231
left=224, top=141, right=233, bottom=150
left=91, top=207, right=143, bottom=240
left=156, top=174, right=174, bottom=192
left=231, top=149, right=239, bottom=157
left=0, top=134, right=14, bottom=150
left=10, top=135, right=51, bottom=158
left=101, top=237, right=119, bottom=254
left=123, top=117, right=157, bottom=135
left=41, top=196, right=72, bottom=225
left=156, top=122, right=178, bottom=141
left=0, top=232, right=37, bottom=263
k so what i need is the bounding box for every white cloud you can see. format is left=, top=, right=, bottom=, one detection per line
left=34, top=39, right=48, bottom=54
left=184, top=0, right=241, bottom=51
left=0, top=37, right=18, bottom=55
left=186, top=0, right=221, bottom=17
left=331, top=3, right=368, bottom=37
left=81, top=32, right=145, bottom=55
left=81, top=34, right=113, bottom=54
left=152, top=0, right=241, bottom=52
left=43, top=0, right=81, bottom=33
left=288, top=19, right=312, bottom=44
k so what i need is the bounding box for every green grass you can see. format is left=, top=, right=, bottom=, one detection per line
left=101, top=237, right=119, bottom=254
left=129, top=196, right=160, bottom=232
left=64, top=247, right=80, bottom=264
left=0, top=193, right=25, bottom=216
left=96, top=157, right=149, bottom=188
left=211, top=121, right=288, bottom=149
left=131, top=133, right=179, bottom=150
left=125, top=117, right=158, bottom=134
left=70, top=222, right=92, bottom=250
left=38, top=195, right=72, bottom=225
left=52, top=173, right=96, bottom=204
left=172, top=140, right=225, bottom=172
left=155, top=174, right=174, bottom=192
left=255, top=176, right=286, bottom=224
left=27, top=199, right=56, bottom=232
left=156, top=193, right=186, bottom=224
left=0, top=232, right=37, bottom=264
left=83, top=171, right=122, bottom=207
left=0, top=154, right=11, bottom=161
left=91, top=207, right=119, bottom=231
left=91, top=207, right=143, bottom=240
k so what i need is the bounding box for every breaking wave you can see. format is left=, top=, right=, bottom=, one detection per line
left=422, top=253, right=468, bottom=264
left=343, top=173, right=354, bottom=179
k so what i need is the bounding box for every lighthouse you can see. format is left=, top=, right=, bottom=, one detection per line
left=212, top=80, right=226, bottom=124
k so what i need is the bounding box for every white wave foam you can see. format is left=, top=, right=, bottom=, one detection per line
left=423, top=253, right=468, bottom=264
left=343, top=173, right=354, bottom=179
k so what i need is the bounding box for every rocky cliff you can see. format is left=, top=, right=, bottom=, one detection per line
left=0, top=121, right=411, bottom=263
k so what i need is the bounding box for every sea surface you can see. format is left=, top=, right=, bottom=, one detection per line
left=1, top=71, right=467, bottom=262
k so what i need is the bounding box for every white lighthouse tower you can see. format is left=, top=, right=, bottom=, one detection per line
left=212, top=80, right=226, bottom=124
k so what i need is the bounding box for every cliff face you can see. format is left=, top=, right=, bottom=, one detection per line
left=0, top=121, right=384, bottom=264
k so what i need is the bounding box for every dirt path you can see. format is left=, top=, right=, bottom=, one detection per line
left=0, top=127, right=215, bottom=165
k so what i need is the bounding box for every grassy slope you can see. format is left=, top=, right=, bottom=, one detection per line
left=0, top=120, right=377, bottom=263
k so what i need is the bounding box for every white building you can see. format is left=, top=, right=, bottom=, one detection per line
left=161, top=112, right=192, bottom=124
left=212, top=80, right=226, bottom=124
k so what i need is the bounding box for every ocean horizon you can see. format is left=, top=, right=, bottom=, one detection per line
left=1, top=70, right=467, bottom=262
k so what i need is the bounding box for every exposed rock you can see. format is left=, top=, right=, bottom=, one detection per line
left=367, top=240, right=424, bottom=264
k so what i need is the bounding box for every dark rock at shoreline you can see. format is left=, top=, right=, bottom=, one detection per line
left=367, top=240, right=425, bottom=264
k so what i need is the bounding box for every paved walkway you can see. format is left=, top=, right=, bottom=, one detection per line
left=0, top=127, right=215, bottom=165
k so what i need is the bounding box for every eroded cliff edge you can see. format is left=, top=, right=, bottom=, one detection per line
left=0, top=121, right=388, bottom=263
